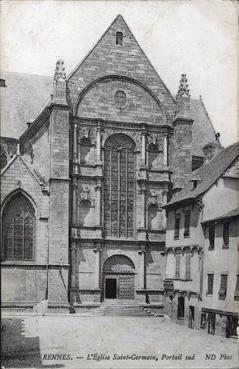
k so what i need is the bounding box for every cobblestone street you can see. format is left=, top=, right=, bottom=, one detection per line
left=1, top=315, right=238, bottom=369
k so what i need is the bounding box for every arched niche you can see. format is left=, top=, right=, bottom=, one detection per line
left=79, top=199, right=93, bottom=226
left=79, top=137, right=94, bottom=165
left=148, top=203, right=163, bottom=230
left=148, top=143, right=163, bottom=169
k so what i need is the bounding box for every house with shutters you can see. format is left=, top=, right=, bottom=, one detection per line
left=163, top=141, right=239, bottom=337
left=1, top=15, right=223, bottom=312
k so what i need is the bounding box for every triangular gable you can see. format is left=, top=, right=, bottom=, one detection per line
left=1, top=155, right=43, bottom=186
left=68, top=15, right=175, bottom=121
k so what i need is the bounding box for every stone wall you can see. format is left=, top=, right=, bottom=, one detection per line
left=68, top=15, right=175, bottom=123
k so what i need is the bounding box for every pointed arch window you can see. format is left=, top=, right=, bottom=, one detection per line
left=104, top=134, right=135, bottom=238
left=2, top=193, right=35, bottom=260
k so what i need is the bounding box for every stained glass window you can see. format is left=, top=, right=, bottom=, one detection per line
left=2, top=193, right=35, bottom=260
left=104, top=134, right=135, bottom=238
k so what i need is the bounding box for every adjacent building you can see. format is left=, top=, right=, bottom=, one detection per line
left=163, top=141, right=239, bottom=337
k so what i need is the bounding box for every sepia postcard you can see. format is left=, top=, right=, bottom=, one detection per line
left=0, top=1, right=238, bottom=368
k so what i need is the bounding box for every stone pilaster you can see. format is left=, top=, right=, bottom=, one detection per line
left=93, top=246, right=102, bottom=289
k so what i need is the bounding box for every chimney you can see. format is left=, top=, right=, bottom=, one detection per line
left=203, top=140, right=222, bottom=163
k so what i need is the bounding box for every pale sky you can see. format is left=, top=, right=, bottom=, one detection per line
left=1, top=0, right=238, bottom=147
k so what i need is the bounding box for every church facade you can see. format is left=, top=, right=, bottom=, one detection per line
left=1, top=15, right=219, bottom=310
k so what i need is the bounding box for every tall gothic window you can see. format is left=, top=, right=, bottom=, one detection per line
left=2, top=193, right=35, bottom=260
left=104, top=134, right=135, bottom=238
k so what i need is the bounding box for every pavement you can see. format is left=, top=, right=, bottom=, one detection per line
left=1, top=315, right=238, bottom=369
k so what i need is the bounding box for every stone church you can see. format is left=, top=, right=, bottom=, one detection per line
left=0, top=15, right=219, bottom=310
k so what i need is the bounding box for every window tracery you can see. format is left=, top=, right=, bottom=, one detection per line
left=104, top=134, right=135, bottom=238
left=2, top=193, right=35, bottom=260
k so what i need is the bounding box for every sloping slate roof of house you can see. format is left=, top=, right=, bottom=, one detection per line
left=190, top=98, right=218, bottom=157
left=201, top=207, right=239, bottom=223
left=1, top=71, right=217, bottom=157
left=166, top=141, right=239, bottom=207
left=0, top=71, right=52, bottom=139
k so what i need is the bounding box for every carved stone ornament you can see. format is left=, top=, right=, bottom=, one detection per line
left=54, top=59, right=66, bottom=81
left=102, top=129, right=141, bottom=149
left=147, top=190, right=162, bottom=207
left=81, top=185, right=90, bottom=200
left=78, top=127, right=95, bottom=145
left=147, top=133, right=162, bottom=151
left=176, top=74, right=190, bottom=98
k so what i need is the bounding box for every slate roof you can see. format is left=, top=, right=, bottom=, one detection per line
left=0, top=71, right=52, bottom=139
left=201, top=207, right=239, bottom=223
left=1, top=71, right=218, bottom=158
left=190, top=98, right=217, bottom=157
left=166, top=141, right=239, bottom=207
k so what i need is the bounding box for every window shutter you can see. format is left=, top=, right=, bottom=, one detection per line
left=234, top=275, right=239, bottom=299
left=209, top=224, right=215, bottom=250
left=185, top=254, right=191, bottom=279
left=184, top=210, right=191, bottom=237
left=175, top=254, right=180, bottom=278
left=218, top=274, right=227, bottom=299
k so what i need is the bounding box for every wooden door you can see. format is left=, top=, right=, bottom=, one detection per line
left=118, top=274, right=134, bottom=299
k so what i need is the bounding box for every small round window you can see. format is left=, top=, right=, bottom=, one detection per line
left=114, top=90, right=127, bottom=109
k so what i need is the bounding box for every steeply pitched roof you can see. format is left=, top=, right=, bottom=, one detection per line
left=190, top=98, right=218, bottom=157
left=201, top=207, right=239, bottom=223
left=166, top=141, right=239, bottom=207
left=1, top=71, right=52, bottom=139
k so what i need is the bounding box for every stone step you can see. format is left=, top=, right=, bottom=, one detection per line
left=77, top=304, right=156, bottom=317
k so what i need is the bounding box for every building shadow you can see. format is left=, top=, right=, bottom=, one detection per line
left=1, top=318, right=64, bottom=368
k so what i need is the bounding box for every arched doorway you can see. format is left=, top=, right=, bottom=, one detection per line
left=103, top=255, right=135, bottom=300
